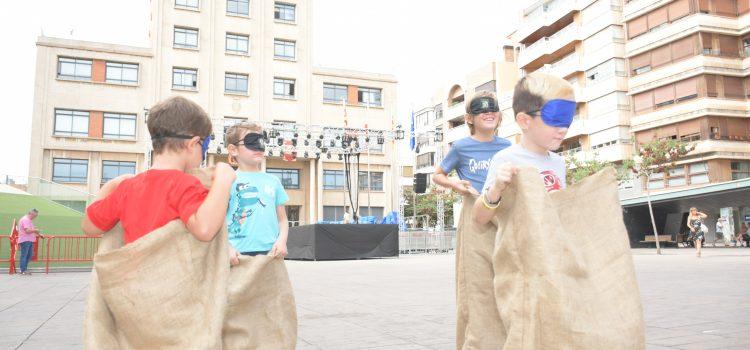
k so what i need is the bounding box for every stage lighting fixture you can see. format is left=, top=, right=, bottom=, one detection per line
left=277, top=138, right=284, bottom=146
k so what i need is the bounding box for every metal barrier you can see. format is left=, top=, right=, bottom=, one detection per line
left=2, top=234, right=101, bottom=274
left=399, top=230, right=457, bottom=254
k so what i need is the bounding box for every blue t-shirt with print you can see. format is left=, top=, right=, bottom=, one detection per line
left=439, top=136, right=511, bottom=192
left=226, top=171, right=289, bottom=253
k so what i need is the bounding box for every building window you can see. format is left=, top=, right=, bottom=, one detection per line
left=323, top=206, right=349, bottom=221
left=54, top=109, right=89, bottom=137
left=323, top=170, right=346, bottom=190
left=103, top=113, right=136, bottom=140
left=227, top=0, right=249, bottom=16
left=173, top=68, right=198, bottom=89
left=286, top=205, right=301, bottom=226
left=731, top=161, right=750, bottom=180
left=225, top=73, right=248, bottom=94
left=175, top=0, right=199, bottom=9
left=52, top=158, right=88, bottom=183
left=57, top=57, right=92, bottom=81
left=416, top=152, right=435, bottom=168
left=174, top=27, right=199, bottom=48
left=358, top=87, right=382, bottom=107
left=359, top=206, right=384, bottom=220
left=358, top=171, right=384, bottom=191
left=274, top=39, right=295, bottom=59
left=274, top=2, right=295, bottom=21
left=226, top=33, right=249, bottom=54
left=688, top=162, right=709, bottom=184
left=274, top=78, right=295, bottom=98
left=267, top=168, right=300, bottom=189
left=105, top=62, right=139, bottom=84
left=323, top=83, right=348, bottom=103
left=101, top=161, right=136, bottom=183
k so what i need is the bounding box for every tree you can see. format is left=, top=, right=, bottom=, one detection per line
left=565, top=153, right=632, bottom=186
left=402, top=185, right=459, bottom=228
left=625, top=138, right=694, bottom=255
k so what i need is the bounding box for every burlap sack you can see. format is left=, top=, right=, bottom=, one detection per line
left=455, top=194, right=505, bottom=349
left=488, top=167, right=644, bottom=349
left=83, top=168, right=297, bottom=349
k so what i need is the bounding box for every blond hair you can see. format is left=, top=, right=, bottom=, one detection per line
left=512, top=72, right=575, bottom=117
left=465, top=91, right=500, bottom=135
left=224, top=121, right=263, bottom=146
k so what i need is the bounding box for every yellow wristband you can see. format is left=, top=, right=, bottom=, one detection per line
left=481, top=191, right=501, bottom=210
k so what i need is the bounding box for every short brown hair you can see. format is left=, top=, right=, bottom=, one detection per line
left=225, top=121, right=263, bottom=146
left=465, top=91, right=499, bottom=135
left=147, top=96, right=212, bottom=154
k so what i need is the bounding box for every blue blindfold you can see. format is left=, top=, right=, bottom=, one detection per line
left=531, top=99, right=576, bottom=128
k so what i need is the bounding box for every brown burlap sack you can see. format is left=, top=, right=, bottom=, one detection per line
left=83, top=168, right=297, bottom=349
left=455, top=194, right=506, bottom=349
left=488, top=167, right=644, bottom=349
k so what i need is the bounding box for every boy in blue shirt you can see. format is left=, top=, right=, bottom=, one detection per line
left=224, top=122, right=289, bottom=259
left=433, top=91, right=511, bottom=194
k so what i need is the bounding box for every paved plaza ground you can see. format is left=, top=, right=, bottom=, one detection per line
left=1, top=248, right=749, bottom=349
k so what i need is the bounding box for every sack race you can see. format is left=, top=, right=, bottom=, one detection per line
left=455, top=194, right=506, bottom=349
left=83, top=168, right=297, bottom=349
left=457, top=167, right=644, bottom=349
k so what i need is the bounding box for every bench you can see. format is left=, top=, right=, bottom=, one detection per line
left=641, top=233, right=689, bottom=248
left=640, top=234, right=678, bottom=247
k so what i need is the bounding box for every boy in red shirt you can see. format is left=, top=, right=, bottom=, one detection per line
left=82, top=96, right=236, bottom=246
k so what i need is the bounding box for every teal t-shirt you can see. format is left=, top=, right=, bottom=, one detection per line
left=226, top=171, right=289, bottom=253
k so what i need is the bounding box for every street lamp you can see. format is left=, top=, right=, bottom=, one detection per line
left=395, top=125, right=405, bottom=140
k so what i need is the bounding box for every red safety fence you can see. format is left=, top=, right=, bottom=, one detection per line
left=2, top=229, right=102, bottom=274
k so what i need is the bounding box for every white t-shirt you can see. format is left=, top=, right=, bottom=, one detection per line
left=483, top=144, right=567, bottom=193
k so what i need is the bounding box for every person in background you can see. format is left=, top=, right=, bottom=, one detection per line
left=687, top=207, right=708, bottom=257
left=432, top=91, right=511, bottom=195
left=17, top=209, right=44, bottom=275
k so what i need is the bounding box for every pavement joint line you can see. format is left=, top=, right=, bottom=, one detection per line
left=0, top=282, right=59, bottom=314
left=14, top=283, right=87, bottom=350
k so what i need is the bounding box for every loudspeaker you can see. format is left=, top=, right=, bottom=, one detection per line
left=414, top=173, right=428, bottom=194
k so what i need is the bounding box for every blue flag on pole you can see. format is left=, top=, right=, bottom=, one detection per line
left=409, top=111, right=415, bottom=151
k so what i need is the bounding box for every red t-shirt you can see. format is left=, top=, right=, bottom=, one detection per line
left=86, top=169, right=209, bottom=244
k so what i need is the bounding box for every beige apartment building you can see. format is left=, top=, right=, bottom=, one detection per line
left=506, top=0, right=633, bottom=166
left=28, top=0, right=398, bottom=224
left=624, top=0, right=750, bottom=190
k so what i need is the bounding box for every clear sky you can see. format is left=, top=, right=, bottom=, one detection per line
left=0, top=0, right=521, bottom=178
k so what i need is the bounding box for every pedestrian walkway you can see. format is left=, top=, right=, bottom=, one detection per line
left=1, top=248, right=748, bottom=349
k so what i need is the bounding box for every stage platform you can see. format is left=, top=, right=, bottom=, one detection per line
left=287, top=224, right=399, bottom=260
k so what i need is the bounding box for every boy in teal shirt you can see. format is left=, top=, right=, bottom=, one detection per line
left=225, top=122, right=289, bottom=259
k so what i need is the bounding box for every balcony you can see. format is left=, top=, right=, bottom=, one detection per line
left=565, top=116, right=587, bottom=138
left=531, top=52, right=583, bottom=79
left=625, top=14, right=738, bottom=57
left=518, top=23, right=582, bottom=68
left=445, top=124, right=469, bottom=144
left=592, top=143, right=632, bottom=162
left=628, top=55, right=744, bottom=95
left=445, top=101, right=465, bottom=121
left=690, top=139, right=750, bottom=156
left=630, top=98, right=749, bottom=132
left=516, top=0, right=594, bottom=43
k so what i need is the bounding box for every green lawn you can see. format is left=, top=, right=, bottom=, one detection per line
left=0, top=193, right=84, bottom=235
left=1, top=193, right=88, bottom=269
